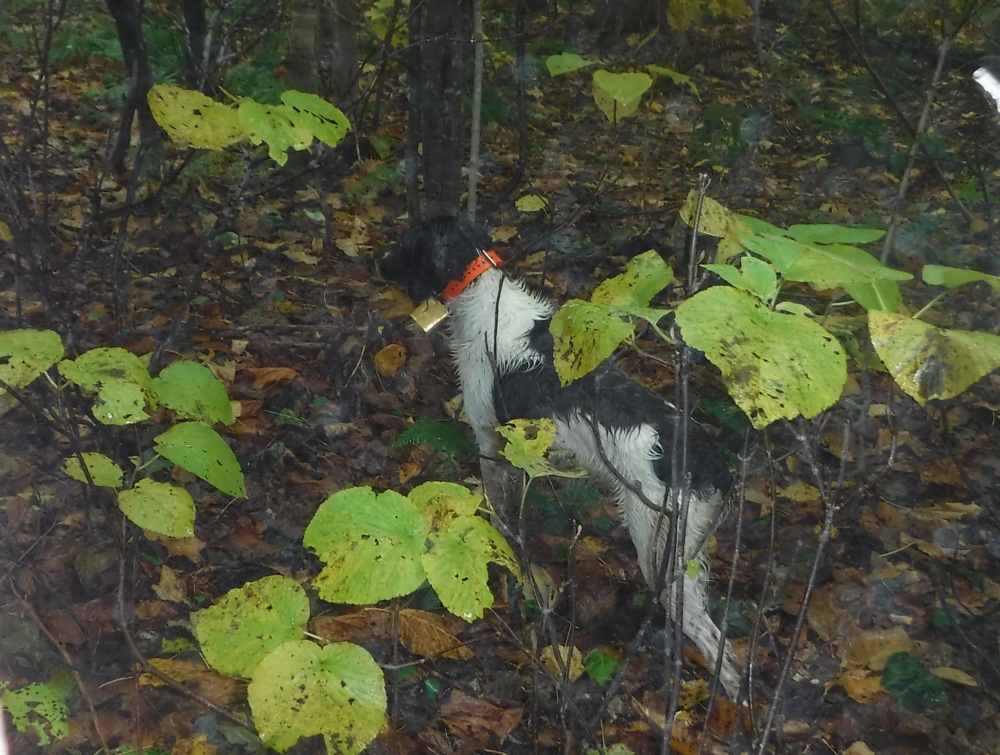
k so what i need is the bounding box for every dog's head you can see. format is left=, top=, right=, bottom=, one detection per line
left=378, top=216, right=492, bottom=301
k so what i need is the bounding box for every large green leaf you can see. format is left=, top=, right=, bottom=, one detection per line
left=304, top=487, right=426, bottom=604
left=546, top=53, right=592, bottom=76
left=785, top=224, right=885, bottom=245
left=280, top=90, right=350, bottom=149
left=0, top=329, right=63, bottom=389
left=151, top=361, right=234, bottom=425
left=193, top=575, right=309, bottom=678
left=676, top=287, right=847, bottom=428
left=843, top=280, right=902, bottom=312
left=59, top=347, right=153, bottom=425
left=62, top=452, right=123, bottom=488
left=238, top=101, right=312, bottom=166
left=147, top=84, right=244, bottom=150
left=738, top=232, right=911, bottom=286
left=153, top=422, right=246, bottom=497
left=248, top=641, right=386, bottom=754
left=117, top=479, right=196, bottom=538
left=0, top=680, right=69, bottom=745
left=550, top=250, right=672, bottom=385
left=407, top=481, right=484, bottom=521
left=868, top=311, right=1000, bottom=403
left=592, top=70, right=651, bottom=123
left=550, top=301, right=635, bottom=386
left=423, top=515, right=519, bottom=622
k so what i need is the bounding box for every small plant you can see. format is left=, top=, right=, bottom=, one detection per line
left=550, top=191, right=1000, bottom=428
left=394, top=416, right=477, bottom=459
left=0, top=330, right=245, bottom=538
left=147, top=85, right=351, bottom=166
left=190, top=481, right=520, bottom=753
left=881, top=652, right=948, bottom=711
left=0, top=671, right=74, bottom=746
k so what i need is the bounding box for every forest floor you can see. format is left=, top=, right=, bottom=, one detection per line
left=2, top=5, right=1000, bottom=755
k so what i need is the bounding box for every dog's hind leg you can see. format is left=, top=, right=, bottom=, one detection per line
left=661, top=558, right=741, bottom=699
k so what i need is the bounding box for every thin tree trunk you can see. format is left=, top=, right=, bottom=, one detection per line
left=106, top=0, right=160, bottom=171
left=404, top=0, right=422, bottom=219
left=178, top=0, right=207, bottom=89
left=420, top=0, right=471, bottom=216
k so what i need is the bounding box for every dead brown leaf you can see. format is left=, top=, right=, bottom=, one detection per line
left=246, top=366, right=299, bottom=391
left=539, top=644, right=584, bottom=681
left=918, top=457, right=965, bottom=486
left=153, top=565, right=187, bottom=603
left=398, top=608, right=474, bottom=660
left=145, top=533, right=205, bottom=563
left=311, top=607, right=393, bottom=644
left=42, top=609, right=85, bottom=647
left=440, top=690, right=522, bottom=744
left=842, top=626, right=912, bottom=671
left=374, top=343, right=407, bottom=378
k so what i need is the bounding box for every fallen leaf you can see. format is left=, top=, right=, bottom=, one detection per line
left=374, top=344, right=407, bottom=378
left=145, top=533, right=206, bottom=563
left=918, top=457, right=965, bottom=486
left=398, top=608, right=474, bottom=660
left=170, top=733, right=219, bottom=755
left=153, top=565, right=187, bottom=603
left=540, top=644, right=584, bottom=682
left=311, top=607, right=393, bottom=643
left=246, top=366, right=299, bottom=390
left=440, top=690, right=522, bottom=743
left=777, top=480, right=822, bottom=503
left=830, top=669, right=883, bottom=703
left=842, top=626, right=912, bottom=671
left=930, top=666, right=978, bottom=686
left=42, top=610, right=85, bottom=647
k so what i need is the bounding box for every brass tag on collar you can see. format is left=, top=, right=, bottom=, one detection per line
left=410, top=299, right=449, bottom=332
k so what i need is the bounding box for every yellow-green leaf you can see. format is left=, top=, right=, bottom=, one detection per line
left=546, top=53, right=593, bottom=76
left=922, top=264, right=1000, bottom=293
left=592, top=70, right=651, bottom=123
left=868, top=311, right=1000, bottom=403
left=117, top=479, right=196, bottom=538
left=515, top=194, right=548, bottom=212
left=676, top=286, right=847, bottom=428
left=62, top=452, right=123, bottom=488
left=147, top=84, right=244, bottom=150
left=498, top=418, right=587, bottom=480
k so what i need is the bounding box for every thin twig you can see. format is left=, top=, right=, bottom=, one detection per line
left=115, top=537, right=253, bottom=730
left=13, top=586, right=110, bottom=753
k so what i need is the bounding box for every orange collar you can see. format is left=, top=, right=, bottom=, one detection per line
left=439, top=250, right=503, bottom=302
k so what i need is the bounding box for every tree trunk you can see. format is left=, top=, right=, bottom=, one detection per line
left=418, top=0, right=472, bottom=217
left=178, top=0, right=208, bottom=89
left=287, top=0, right=359, bottom=114
left=286, top=0, right=321, bottom=94
left=106, top=0, right=160, bottom=171
left=318, top=0, right=360, bottom=113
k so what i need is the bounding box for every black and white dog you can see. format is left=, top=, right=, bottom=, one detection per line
left=379, top=216, right=739, bottom=696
